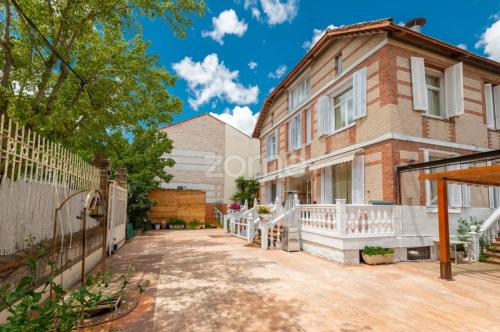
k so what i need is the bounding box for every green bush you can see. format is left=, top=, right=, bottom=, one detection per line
left=168, top=218, right=186, bottom=226
left=257, top=206, right=272, bottom=215
left=362, top=246, right=395, bottom=256
left=187, top=219, right=203, bottom=230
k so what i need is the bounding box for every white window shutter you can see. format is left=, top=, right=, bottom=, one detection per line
left=444, top=62, right=464, bottom=118
left=265, top=182, right=272, bottom=204
left=351, top=154, right=365, bottom=204
left=288, top=122, right=292, bottom=152
left=494, top=85, right=500, bottom=129
left=320, top=168, right=326, bottom=203
left=324, top=166, right=333, bottom=204
left=306, top=110, right=311, bottom=144
left=485, top=84, right=496, bottom=129
left=353, top=67, right=367, bottom=119
left=317, top=95, right=332, bottom=136
left=410, top=57, right=428, bottom=111
left=460, top=163, right=471, bottom=208
left=447, top=163, right=463, bottom=207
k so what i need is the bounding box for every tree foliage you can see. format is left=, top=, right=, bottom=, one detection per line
left=231, top=176, right=259, bottom=207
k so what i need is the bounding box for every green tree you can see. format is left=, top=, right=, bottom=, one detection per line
left=231, top=176, right=259, bottom=207
left=109, top=127, right=174, bottom=229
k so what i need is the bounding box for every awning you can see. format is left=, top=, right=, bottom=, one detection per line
left=258, top=173, right=278, bottom=183
left=278, top=165, right=306, bottom=179
left=309, top=149, right=361, bottom=171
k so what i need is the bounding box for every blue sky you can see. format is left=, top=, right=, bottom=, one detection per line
left=140, top=0, right=500, bottom=135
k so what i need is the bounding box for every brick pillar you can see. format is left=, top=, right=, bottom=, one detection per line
left=115, top=167, right=128, bottom=189
left=92, top=153, right=112, bottom=203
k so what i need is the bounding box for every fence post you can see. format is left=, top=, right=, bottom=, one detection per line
left=336, top=199, right=346, bottom=235
left=115, top=167, right=128, bottom=189
left=92, top=153, right=111, bottom=270
left=246, top=213, right=254, bottom=243
left=469, top=225, right=481, bottom=261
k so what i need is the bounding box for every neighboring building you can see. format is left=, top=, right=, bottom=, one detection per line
left=161, top=113, right=260, bottom=224
left=253, top=18, right=500, bottom=209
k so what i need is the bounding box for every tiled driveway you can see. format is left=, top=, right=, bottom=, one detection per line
left=94, top=229, right=500, bottom=332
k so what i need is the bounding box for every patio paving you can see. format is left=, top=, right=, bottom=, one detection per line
left=91, top=229, right=500, bottom=332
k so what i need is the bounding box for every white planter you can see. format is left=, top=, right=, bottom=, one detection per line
left=362, top=253, right=395, bottom=265
left=154, top=224, right=160, bottom=230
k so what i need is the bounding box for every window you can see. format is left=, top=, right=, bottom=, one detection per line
left=486, top=83, right=500, bottom=130
left=335, top=53, right=343, bottom=75
left=428, top=155, right=447, bottom=206
left=289, top=76, right=311, bottom=111
left=305, top=110, right=311, bottom=144
left=266, top=130, right=278, bottom=160
left=288, top=115, right=302, bottom=151
left=332, top=162, right=352, bottom=203
left=333, top=88, right=354, bottom=130
left=425, top=72, right=444, bottom=117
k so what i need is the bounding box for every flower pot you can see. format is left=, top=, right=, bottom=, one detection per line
left=154, top=224, right=160, bottom=230
left=169, top=224, right=185, bottom=230
left=160, top=220, right=168, bottom=229
left=258, top=214, right=272, bottom=222
left=362, top=253, right=395, bottom=265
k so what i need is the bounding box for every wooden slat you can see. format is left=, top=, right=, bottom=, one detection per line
left=419, top=165, right=500, bottom=186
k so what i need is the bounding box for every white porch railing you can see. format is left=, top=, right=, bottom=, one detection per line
left=479, top=206, right=500, bottom=244
left=299, top=199, right=395, bottom=237
left=225, top=198, right=277, bottom=242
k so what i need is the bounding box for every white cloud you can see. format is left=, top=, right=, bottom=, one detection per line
left=241, top=0, right=298, bottom=25
left=211, top=106, right=259, bottom=135
left=172, top=53, right=259, bottom=109
left=303, top=24, right=338, bottom=50
left=268, top=86, right=275, bottom=93
left=248, top=61, right=258, bottom=70
left=475, top=18, right=500, bottom=61
left=457, top=43, right=467, bottom=50
left=268, top=65, right=287, bottom=79
left=202, top=9, right=248, bottom=45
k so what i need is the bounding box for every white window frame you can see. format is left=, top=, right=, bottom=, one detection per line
left=305, top=109, right=311, bottom=144
left=288, top=73, right=311, bottom=112
left=288, top=114, right=302, bottom=152
left=486, top=83, right=500, bottom=131
left=266, top=130, right=278, bottom=161
left=336, top=53, right=343, bottom=75
left=424, top=68, right=445, bottom=118
left=332, top=87, right=355, bottom=133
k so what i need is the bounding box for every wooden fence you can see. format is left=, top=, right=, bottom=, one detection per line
left=148, top=189, right=206, bottom=224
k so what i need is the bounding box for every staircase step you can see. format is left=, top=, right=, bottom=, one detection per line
left=486, top=257, right=500, bottom=265
left=486, top=251, right=500, bottom=260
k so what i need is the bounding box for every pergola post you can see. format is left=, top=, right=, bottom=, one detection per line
left=437, top=179, right=452, bottom=280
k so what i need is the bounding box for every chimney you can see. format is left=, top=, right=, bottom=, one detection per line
left=405, top=18, right=426, bottom=33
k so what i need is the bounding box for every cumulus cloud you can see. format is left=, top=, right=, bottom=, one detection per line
left=172, top=53, right=259, bottom=109
left=457, top=43, right=467, bottom=50
left=241, top=0, right=298, bottom=25
left=268, top=65, right=287, bottom=79
left=475, top=18, right=500, bottom=61
left=248, top=61, right=258, bottom=70
left=202, top=9, right=248, bottom=44
left=211, top=106, right=259, bottom=135
left=303, top=24, right=338, bottom=50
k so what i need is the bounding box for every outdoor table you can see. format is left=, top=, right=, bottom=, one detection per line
left=433, top=239, right=471, bottom=264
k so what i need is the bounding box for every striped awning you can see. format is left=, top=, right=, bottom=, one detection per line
left=258, top=173, right=278, bottom=183
left=278, top=165, right=306, bottom=179
left=309, top=150, right=362, bottom=171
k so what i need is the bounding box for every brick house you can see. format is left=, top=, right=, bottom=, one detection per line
left=161, top=113, right=260, bottom=224
left=252, top=18, right=500, bottom=210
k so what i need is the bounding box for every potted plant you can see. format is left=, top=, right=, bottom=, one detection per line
left=229, top=202, right=241, bottom=213
left=362, top=246, right=395, bottom=265
left=168, top=218, right=186, bottom=230
left=257, top=206, right=272, bottom=220
left=187, top=219, right=204, bottom=230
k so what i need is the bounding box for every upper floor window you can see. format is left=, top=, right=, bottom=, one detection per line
left=485, top=83, right=500, bottom=130
left=266, top=130, right=278, bottom=160
left=335, top=53, right=343, bottom=75
left=425, top=71, right=444, bottom=117
left=289, top=76, right=311, bottom=111
left=334, top=88, right=354, bottom=130
left=288, top=114, right=302, bottom=151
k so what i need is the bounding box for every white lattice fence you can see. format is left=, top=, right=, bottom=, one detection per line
left=0, top=115, right=101, bottom=255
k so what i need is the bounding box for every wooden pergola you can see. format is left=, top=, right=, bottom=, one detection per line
left=419, top=164, right=500, bottom=280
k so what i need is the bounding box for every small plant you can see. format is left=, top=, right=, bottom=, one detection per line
left=187, top=219, right=203, bottom=230
left=362, top=246, right=395, bottom=256
left=229, top=203, right=241, bottom=211
left=167, top=217, right=186, bottom=226
left=257, top=206, right=272, bottom=215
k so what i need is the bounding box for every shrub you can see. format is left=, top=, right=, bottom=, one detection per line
left=167, top=218, right=186, bottom=226
left=257, top=206, right=272, bottom=215
left=362, top=246, right=394, bottom=256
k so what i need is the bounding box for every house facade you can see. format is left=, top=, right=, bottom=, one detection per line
left=161, top=113, right=260, bottom=224
left=253, top=18, right=500, bottom=211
